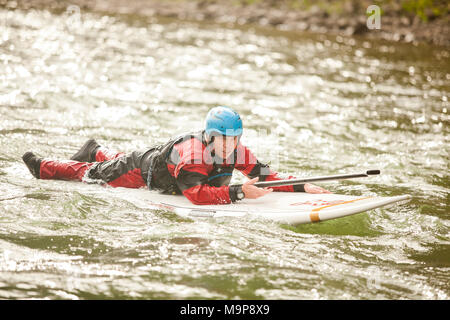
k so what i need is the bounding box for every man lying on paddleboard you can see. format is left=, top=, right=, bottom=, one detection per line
left=22, top=106, right=330, bottom=205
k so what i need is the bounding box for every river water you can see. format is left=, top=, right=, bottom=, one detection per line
left=0, top=8, right=448, bottom=299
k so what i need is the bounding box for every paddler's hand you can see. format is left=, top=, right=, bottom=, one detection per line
left=242, top=177, right=273, bottom=199
left=304, top=183, right=331, bottom=194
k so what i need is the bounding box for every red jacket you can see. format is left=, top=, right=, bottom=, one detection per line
left=152, top=131, right=304, bottom=205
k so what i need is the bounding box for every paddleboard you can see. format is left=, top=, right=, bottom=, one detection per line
left=114, top=189, right=411, bottom=225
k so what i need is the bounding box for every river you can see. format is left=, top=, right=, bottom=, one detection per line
left=0, top=8, right=448, bottom=299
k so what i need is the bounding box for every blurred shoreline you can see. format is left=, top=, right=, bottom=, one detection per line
left=2, top=0, right=449, bottom=46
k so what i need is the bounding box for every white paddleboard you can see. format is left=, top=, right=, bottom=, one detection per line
left=113, top=189, right=411, bottom=225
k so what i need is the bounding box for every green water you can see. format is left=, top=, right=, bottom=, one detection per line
left=0, top=8, right=448, bottom=299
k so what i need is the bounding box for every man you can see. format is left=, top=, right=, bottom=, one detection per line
left=22, top=106, right=330, bottom=205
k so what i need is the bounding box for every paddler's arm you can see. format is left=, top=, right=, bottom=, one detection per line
left=175, top=164, right=241, bottom=205
left=234, top=143, right=305, bottom=192
left=235, top=144, right=331, bottom=194
left=244, top=162, right=306, bottom=192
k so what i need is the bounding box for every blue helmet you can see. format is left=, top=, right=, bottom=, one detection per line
left=205, top=106, right=243, bottom=138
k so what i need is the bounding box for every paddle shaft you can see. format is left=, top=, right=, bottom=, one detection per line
left=233, top=170, right=380, bottom=188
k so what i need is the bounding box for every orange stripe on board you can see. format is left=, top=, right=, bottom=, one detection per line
left=309, top=197, right=372, bottom=222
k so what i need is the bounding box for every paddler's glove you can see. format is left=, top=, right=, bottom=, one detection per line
left=293, top=184, right=306, bottom=192
left=229, top=185, right=244, bottom=202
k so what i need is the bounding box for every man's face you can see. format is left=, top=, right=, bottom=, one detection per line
left=213, top=135, right=238, bottom=159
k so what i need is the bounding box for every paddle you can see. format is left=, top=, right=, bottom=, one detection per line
left=232, top=170, right=380, bottom=188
